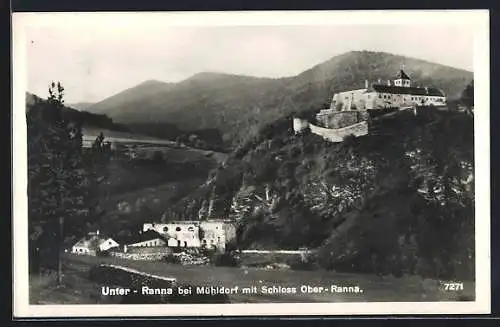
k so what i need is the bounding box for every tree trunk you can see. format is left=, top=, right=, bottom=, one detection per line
left=57, top=216, right=64, bottom=285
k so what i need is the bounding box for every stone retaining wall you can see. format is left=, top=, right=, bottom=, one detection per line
left=309, top=121, right=369, bottom=142
left=293, top=117, right=369, bottom=143
left=110, top=252, right=167, bottom=261
left=316, top=110, right=370, bottom=129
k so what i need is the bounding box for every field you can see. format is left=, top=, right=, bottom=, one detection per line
left=88, top=136, right=226, bottom=235
left=83, top=127, right=171, bottom=143
left=29, top=254, right=475, bottom=304
left=83, top=127, right=228, bottom=162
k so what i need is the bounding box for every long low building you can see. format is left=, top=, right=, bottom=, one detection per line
left=331, top=70, right=447, bottom=110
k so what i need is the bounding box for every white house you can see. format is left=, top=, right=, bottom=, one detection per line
left=330, top=70, right=447, bottom=111
left=71, top=231, right=119, bottom=255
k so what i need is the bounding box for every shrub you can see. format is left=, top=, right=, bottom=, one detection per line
left=285, top=255, right=319, bottom=271
left=163, top=254, right=181, bottom=264
left=212, top=251, right=240, bottom=267
left=96, top=250, right=110, bottom=257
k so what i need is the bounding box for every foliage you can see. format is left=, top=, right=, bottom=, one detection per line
left=27, top=82, right=112, bottom=272
left=27, top=92, right=129, bottom=132
left=460, top=80, right=474, bottom=111
left=211, top=250, right=241, bottom=267
left=152, top=150, right=164, bottom=163
left=182, top=108, right=474, bottom=279
left=163, top=254, right=182, bottom=264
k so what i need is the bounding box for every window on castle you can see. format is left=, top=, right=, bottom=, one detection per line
left=163, top=227, right=168, bottom=232
left=378, top=94, right=382, bottom=99
left=175, top=227, right=181, bottom=232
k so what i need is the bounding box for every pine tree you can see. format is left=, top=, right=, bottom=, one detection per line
left=460, top=80, right=474, bottom=115
left=27, top=82, right=111, bottom=284
left=27, top=82, right=86, bottom=283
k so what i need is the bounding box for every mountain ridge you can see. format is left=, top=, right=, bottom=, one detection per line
left=82, top=50, right=474, bottom=147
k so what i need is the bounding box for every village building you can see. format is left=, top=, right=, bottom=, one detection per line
left=143, top=221, right=201, bottom=248
left=330, top=70, right=447, bottom=111
left=71, top=230, right=119, bottom=255
left=119, top=230, right=168, bottom=250
left=142, top=219, right=236, bottom=251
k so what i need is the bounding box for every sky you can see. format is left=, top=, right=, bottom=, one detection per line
left=15, top=12, right=479, bottom=104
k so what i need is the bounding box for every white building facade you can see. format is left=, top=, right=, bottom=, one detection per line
left=143, top=222, right=201, bottom=248
left=330, top=70, right=447, bottom=111
left=143, top=220, right=236, bottom=251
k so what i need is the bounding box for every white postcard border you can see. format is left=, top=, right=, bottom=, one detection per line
left=12, top=9, right=491, bottom=317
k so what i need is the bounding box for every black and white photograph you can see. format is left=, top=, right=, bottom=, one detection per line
left=12, top=10, right=490, bottom=317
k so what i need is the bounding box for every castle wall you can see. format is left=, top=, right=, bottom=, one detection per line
left=293, top=118, right=309, bottom=133
left=223, top=223, right=237, bottom=244
left=125, top=246, right=172, bottom=255
left=308, top=121, right=369, bottom=143
left=200, top=221, right=226, bottom=250
left=330, top=89, right=368, bottom=111
left=316, top=110, right=370, bottom=129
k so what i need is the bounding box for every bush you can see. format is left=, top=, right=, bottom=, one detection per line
left=212, top=251, right=240, bottom=267
left=96, top=250, right=110, bottom=257
left=152, top=150, right=164, bottom=163
left=285, top=255, right=319, bottom=271
left=163, top=254, right=181, bottom=264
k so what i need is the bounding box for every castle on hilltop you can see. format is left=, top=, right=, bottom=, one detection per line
left=293, top=69, right=447, bottom=143
left=330, top=69, right=446, bottom=111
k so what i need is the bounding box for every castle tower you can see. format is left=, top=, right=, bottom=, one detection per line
left=394, top=68, right=411, bottom=87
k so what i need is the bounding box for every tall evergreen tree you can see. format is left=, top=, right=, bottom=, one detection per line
left=27, top=82, right=111, bottom=283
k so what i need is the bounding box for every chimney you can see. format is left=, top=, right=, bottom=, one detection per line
left=96, top=230, right=99, bottom=236
left=387, top=80, right=391, bottom=86
left=365, top=80, right=369, bottom=89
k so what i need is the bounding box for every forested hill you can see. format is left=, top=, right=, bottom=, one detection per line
left=26, top=92, right=130, bottom=132
left=85, top=50, right=473, bottom=148
left=168, top=108, right=474, bottom=280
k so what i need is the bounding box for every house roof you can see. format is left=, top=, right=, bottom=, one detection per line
left=370, top=84, right=445, bottom=97
left=116, top=230, right=168, bottom=245
left=73, top=234, right=113, bottom=250
left=397, top=69, right=411, bottom=80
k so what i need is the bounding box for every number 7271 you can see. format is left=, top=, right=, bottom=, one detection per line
left=443, top=282, right=464, bottom=291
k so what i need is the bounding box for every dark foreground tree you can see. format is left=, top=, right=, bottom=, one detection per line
left=27, top=82, right=111, bottom=284
left=460, top=80, right=474, bottom=115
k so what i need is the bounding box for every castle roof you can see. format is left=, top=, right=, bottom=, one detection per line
left=371, top=84, right=445, bottom=97
left=397, top=69, right=411, bottom=80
